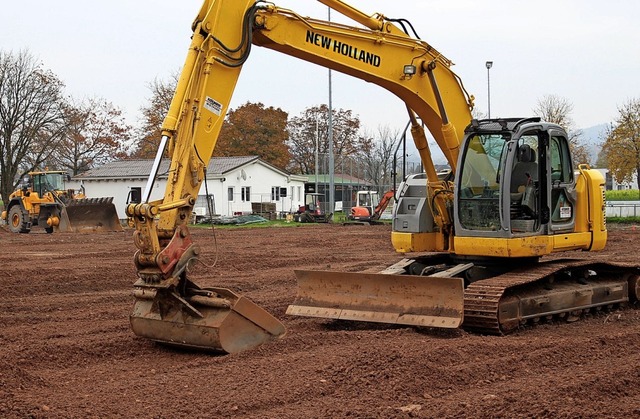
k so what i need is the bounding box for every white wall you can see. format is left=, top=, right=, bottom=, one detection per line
left=67, top=178, right=166, bottom=220
left=197, top=161, right=306, bottom=216
left=68, top=161, right=306, bottom=219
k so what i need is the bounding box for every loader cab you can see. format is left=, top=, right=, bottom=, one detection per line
left=454, top=118, right=576, bottom=240
left=18, top=175, right=32, bottom=195
left=31, top=172, right=67, bottom=198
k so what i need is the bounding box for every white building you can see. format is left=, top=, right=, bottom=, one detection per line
left=595, top=168, right=639, bottom=191
left=69, top=156, right=308, bottom=220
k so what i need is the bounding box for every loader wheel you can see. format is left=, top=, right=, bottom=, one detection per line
left=8, top=205, right=30, bottom=234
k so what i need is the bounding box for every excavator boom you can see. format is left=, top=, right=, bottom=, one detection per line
left=126, top=0, right=475, bottom=352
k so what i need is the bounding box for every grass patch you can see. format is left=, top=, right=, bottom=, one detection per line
left=607, top=217, right=640, bottom=224
left=191, top=219, right=304, bottom=229
left=606, top=190, right=640, bottom=201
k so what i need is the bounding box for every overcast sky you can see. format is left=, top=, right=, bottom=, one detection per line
left=3, top=0, right=640, bottom=143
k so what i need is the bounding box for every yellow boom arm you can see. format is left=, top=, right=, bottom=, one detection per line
left=127, top=0, right=473, bottom=278
left=125, top=0, right=473, bottom=352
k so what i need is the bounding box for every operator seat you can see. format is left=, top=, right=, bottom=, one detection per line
left=510, top=144, right=538, bottom=203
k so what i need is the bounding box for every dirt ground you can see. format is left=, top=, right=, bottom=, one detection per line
left=1, top=222, right=639, bottom=418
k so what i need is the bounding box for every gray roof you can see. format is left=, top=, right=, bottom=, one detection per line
left=74, top=156, right=260, bottom=180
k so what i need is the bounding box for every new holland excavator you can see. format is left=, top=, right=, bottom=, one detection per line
left=126, top=0, right=639, bottom=353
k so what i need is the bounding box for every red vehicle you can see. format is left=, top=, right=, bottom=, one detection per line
left=295, top=193, right=330, bottom=223
left=348, top=190, right=394, bottom=224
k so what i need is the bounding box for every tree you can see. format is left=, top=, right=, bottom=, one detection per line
left=287, top=104, right=364, bottom=175
left=594, top=143, right=609, bottom=169
left=601, top=98, right=640, bottom=189
left=357, top=125, right=400, bottom=191
left=215, top=102, right=290, bottom=170
left=50, top=98, right=131, bottom=175
left=533, top=94, right=590, bottom=166
left=131, top=74, right=177, bottom=158
left=0, top=50, right=66, bottom=204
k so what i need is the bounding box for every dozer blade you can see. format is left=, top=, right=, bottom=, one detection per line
left=287, top=270, right=464, bottom=328
left=130, top=286, right=285, bottom=354
left=59, top=198, right=123, bottom=232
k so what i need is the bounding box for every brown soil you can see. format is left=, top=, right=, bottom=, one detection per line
left=1, top=223, right=639, bottom=418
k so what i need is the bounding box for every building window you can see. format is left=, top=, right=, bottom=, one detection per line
left=241, top=186, right=251, bottom=202
left=271, top=186, right=280, bottom=201
left=228, top=187, right=234, bottom=202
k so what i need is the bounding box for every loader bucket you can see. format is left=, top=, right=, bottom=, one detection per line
left=59, top=198, right=123, bottom=233
left=287, top=270, right=464, bottom=328
left=130, top=286, right=285, bottom=354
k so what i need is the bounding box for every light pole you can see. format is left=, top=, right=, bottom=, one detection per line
left=315, top=118, right=319, bottom=194
left=327, top=6, right=335, bottom=218
left=485, top=61, right=493, bottom=118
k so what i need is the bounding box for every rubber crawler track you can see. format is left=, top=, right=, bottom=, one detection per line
left=463, top=259, right=639, bottom=334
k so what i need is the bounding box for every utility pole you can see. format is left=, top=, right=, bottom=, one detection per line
left=328, top=7, right=335, bottom=217
left=315, top=118, right=319, bottom=194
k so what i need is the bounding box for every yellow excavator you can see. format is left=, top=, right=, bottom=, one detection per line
left=126, top=0, right=639, bottom=353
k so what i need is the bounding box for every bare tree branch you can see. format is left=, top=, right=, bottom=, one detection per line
left=0, top=49, right=66, bottom=203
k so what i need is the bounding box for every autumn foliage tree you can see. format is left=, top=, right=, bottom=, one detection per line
left=48, top=98, right=131, bottom=175
left=215, top=102, right=290, bottom=170
left=601, top=98, right=640, bottom=189
left=0, top=49, right=66, bottom=204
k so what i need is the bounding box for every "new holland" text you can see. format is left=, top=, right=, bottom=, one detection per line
left=305, top=30, right=381, bottom=67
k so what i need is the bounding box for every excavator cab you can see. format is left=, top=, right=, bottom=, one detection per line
left=453, top=117, right=601, bottom=254
left=350, top=191, right=378, bottom=219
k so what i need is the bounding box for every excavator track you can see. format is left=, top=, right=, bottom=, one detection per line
left=463, top=259, right=640, bottom=335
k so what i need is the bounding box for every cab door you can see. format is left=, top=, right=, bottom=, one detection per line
left=548, top=134, right=576, bottom=232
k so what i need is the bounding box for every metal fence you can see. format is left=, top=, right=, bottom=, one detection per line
left=606, top=203, right=640, bottom=218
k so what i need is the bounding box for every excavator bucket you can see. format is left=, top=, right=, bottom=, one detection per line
left=130, top=285, right=285, bottom=353
left=287, top=270, right=464, bottom=328
left=58, top=198, right=122, bottom=233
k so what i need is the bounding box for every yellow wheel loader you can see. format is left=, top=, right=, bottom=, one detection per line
left=126, top=0, right=639, bottom=354
left=2, top=171, right=122, bottom=233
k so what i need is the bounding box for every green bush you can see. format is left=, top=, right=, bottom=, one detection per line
left=606, top=190, right=640, bottom=201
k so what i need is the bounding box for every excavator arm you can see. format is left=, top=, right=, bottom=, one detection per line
left=373, top=190, right=396, bottom=220
left=126, top=0, right=474, bottom=352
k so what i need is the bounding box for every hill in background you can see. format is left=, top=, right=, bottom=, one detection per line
left=577, top=123, right=608, bottom=165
